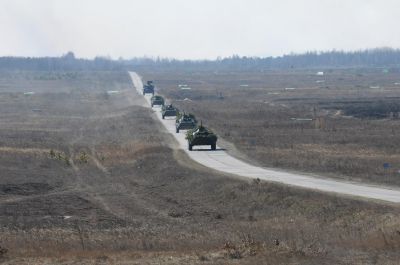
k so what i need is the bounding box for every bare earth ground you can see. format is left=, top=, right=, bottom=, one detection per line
left=144, top=69, right=400, bottom=187
left=0, top=71, right=400, bottom=264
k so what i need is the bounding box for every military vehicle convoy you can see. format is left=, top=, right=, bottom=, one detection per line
left=140, top=84, right=218, bottom=151
left=175, top=112, right=197, bottom=133
left=186, top=123, right=217, bottom=151
left=143, top=88, right=218, bottom=151
left=143, top=81, right=155, bottom=95
left=162, top=104, right=178, bottom=119
left=151, top=95, right=165, bottom=107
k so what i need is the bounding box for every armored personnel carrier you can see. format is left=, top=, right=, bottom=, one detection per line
left=143, top=81, right=155, bottom=95
left=175, top=113, right=197, bottom=133
left=151, top=95, right=165, bottom=107
left=186, top=123, right=217, bottom=151
left=162, top=104, right=178, bottom=119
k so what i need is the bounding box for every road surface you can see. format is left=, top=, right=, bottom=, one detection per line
left=129, top=72, right=400, bottom=203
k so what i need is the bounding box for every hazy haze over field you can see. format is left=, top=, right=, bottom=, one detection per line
left=1, top=0, right=399, bottom=59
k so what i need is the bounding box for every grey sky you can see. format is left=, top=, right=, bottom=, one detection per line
left=0, top=0, right=399, bottom=59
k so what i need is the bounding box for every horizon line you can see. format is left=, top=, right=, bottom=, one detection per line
left=0, top=47, right=399, bottom=62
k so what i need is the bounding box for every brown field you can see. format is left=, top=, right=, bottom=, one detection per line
left=0, top=70, right=400, bottom=264
left=144, top=69, right=400, bottom=186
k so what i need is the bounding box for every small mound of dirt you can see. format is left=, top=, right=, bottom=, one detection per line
left=0, top=183, right=53, bottom=195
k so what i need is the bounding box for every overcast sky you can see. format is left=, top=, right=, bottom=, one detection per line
left=0, top=0, right=399, bottom=59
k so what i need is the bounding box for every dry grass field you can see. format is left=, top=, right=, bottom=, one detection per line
left=0, top=70, right=400, bottom=264
left=145, top=69, right=400, bottom=186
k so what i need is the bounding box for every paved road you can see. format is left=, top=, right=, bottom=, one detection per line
left=129, top=72, right=400, bottom=203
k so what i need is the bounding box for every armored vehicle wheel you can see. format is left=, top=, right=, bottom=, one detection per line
left=162, top=115, right=165, bottom=119
left=176, top=128, right=179, bottom=133
left=211, top=143, right=216, bottom=150
left=188, top=143, right=193, bottom=151
left=143, top=92, right=145, bottom=95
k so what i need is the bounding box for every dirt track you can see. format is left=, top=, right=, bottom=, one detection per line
left=129, top=72, right=400, bottom=203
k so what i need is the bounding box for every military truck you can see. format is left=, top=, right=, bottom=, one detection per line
left=151, top=95, right=165, bottom=107
left=162, top=104, right=178, bottom=119
left=175, top=112, right=197, bottom=133
left=143, top=81, right=155, bottom=95
left=186, top=123, right=217, bottom=151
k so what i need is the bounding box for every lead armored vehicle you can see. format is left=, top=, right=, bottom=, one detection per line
left=143, top=81, right=155, bottom=95
left=162, top=104, right=178, bottom=119
left=186, top=123, right=217, bottom=151
left=175, top=112, right=197, bottom=133
left=151, top=95, right=165, bottom=107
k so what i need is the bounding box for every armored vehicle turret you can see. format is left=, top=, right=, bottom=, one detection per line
left=162, top=104, right=178, bottom=119
left=186, top=123, right=217, bottom=151
left=175, top=112, right=197, bottom=133
left=143, top=81, right=155, bottom=95
left=151, top=95, right=165, bottom=107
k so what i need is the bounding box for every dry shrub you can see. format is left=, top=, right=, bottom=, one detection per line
left=222, top=234, right=261, bottom=259
left=0, top=245, right=8, bottom=259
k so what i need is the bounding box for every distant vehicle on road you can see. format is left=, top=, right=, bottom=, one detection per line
left=143, top=81, right=155, bottom=95
left=151, top=95, right=165, bottom=107
left=175, top=112, right=197, bottom=133
left=186, top=123, right=217, bottom=151
left=162, top=104, right=178, bottom=119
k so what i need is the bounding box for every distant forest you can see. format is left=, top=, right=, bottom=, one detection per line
left=2, top=48, right=400, bottom=71
left=0, top=52, right=123, bottom=71
left=127, top=48, right=400, bottom=71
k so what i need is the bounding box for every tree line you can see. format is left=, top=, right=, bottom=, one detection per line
left=125, top=48, right=400, bottom=71
left=0, top=52, right=123, bottom=71
left=1, top=48, right=400, bottom=71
